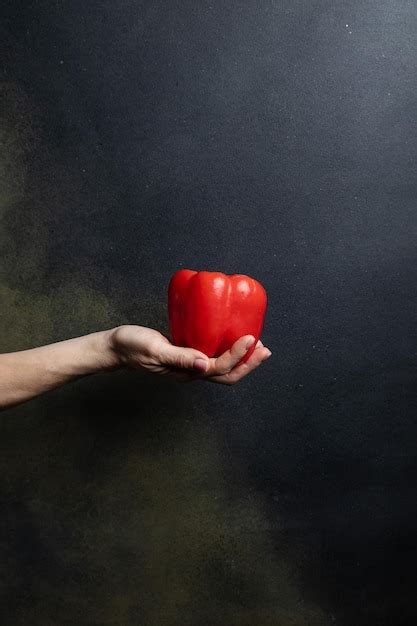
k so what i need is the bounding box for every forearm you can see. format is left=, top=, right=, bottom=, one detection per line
left=0, top=329, right=119, bottom=410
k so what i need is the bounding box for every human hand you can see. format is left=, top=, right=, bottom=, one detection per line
left=109, top=325, right=272, bottom=385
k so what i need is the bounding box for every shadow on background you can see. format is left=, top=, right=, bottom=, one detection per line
left=1, top=371, right=331, bottom=626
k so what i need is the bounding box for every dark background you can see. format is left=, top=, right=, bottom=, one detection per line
left=1, top=1, right=417, bottom=624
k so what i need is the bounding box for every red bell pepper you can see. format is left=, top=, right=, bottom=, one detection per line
left=168, top=269, right=267, bottom=366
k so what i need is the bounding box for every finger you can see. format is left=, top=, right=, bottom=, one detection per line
left=157, top=343, right=210, bottom=372
left=208, top=335, right=256, bottom=376
left=207, top=344, right=272, bottom=385
left=166, top=365, right=207, bottom=383
left=156, top=335, right=263, bottom=375
left=168, top=343, right=271, bottom=384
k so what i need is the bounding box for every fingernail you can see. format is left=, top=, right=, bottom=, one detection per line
left=245, top=336, right=255, bottom=350
left=194, top=358, right=208, bottom=371
left=264, top=350, right=272, bottom=358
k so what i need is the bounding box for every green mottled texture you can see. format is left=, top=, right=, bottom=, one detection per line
left=1, top=394, right=328, bottom=626
left=0, top=82, right=120, bottom=349
left=0, top=82, right=328, bottom=625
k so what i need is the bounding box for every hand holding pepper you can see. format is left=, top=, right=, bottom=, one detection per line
left=0, top=270, right=271, bottom=409
left=0, top=322, right=272, bottom=410
left=110, top=324, right=272, bottom=385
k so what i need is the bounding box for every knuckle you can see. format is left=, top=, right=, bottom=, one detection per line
left=179, top=355, right=190, bottom=369
left=169, top=354, right=188, bottom=370
left=147, top=339, right=160, bottom=357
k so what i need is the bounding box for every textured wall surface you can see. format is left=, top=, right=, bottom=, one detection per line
left=1, top=1, right=417, bottom=625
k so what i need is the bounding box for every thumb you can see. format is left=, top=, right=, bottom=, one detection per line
left=159, top=344, right=210, bottom=372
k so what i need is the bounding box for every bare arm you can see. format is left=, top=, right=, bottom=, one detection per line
left=0, top=330, right=117, bottom=410
left=0, top=325, right=272, bottom=410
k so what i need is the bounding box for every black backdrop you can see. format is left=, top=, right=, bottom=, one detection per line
left=1, top=1, right=417, bottom=625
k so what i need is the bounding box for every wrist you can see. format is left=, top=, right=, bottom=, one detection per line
left=105, top=324, right=150, bottom=369
left=94, top=328, right=122, bottom=371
